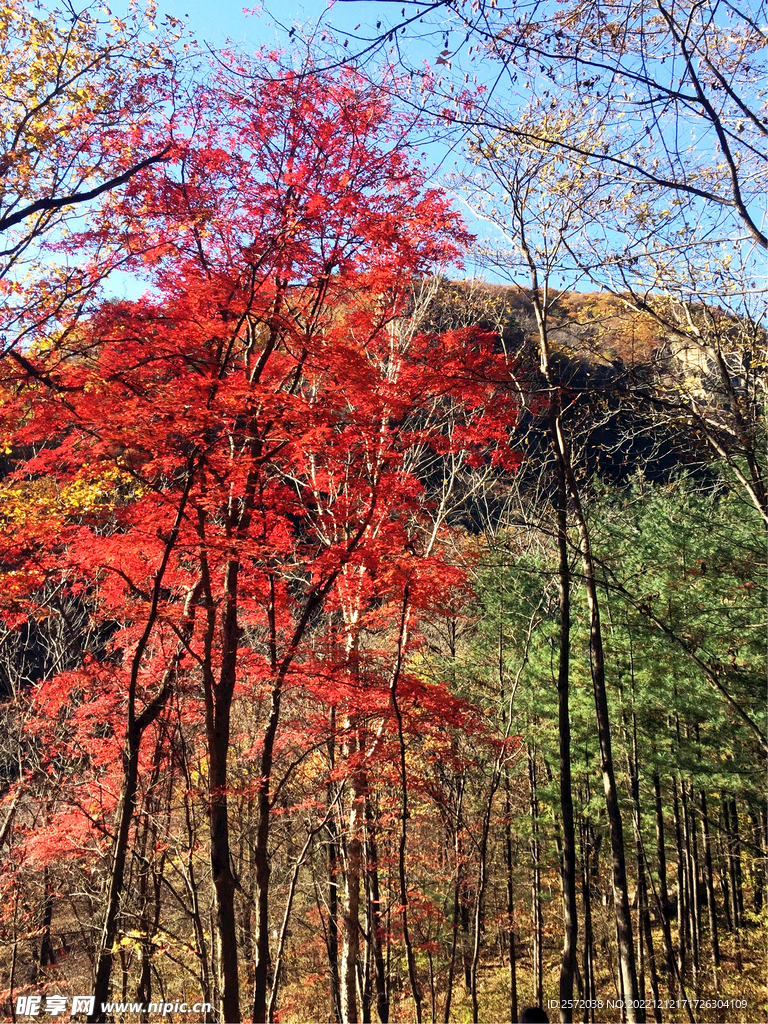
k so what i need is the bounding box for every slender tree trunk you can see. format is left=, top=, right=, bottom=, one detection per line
left=723, top=798, right=743, bottom=972
left=328, top=823, right=342, bottom=1020
left=625, top=703, right=652, bottom=1024
left=89, top=738, right=142, bottom=1020
left=470, top=766, right=500, bottom=1024
left=728, top=798, right=744, bottom=925
left=426, top=952, right=436, bottom=1024
left=210, top=905, right=221, bottom=1013
left=206, top=556, right=242, bottom=1024
left=550, top=450, right=578, bottom=1023
left=760, top=804, right=768, bottom=913
left=341, top=756, right=365, bottom=1024
left=9, top=889, right=19, bottom=1024
left=672, top=779, right=687, bottom=976
left=365, top=797, right=389, bottom=1024
left=252, top=696, right=279, bottom=1024
left=652, top=768, right=676, bottom=988
left=240, top=893, right=253, bottom=994
left=614, top=912, right=628, bottom=1018
left=461, top=882, right=472, bottom=990
left=681, top=781, right=699, bottom=986
left=327, top=717, right=342, bottom=1023
left=390, top=591, right=422, bottom=1023
left=339, top=627, right=364, bottom=1024
left=504, top=776, right=519, bottom=1024
left=268, top=822, right=322, bottom=1023
left=393, top=688, right=422, bottom=1023
left=748, top=807, right=764, bottom=913
left=528, top=744, right=544, bottom=1008
left=252, top=567, right=347, bottom=1021
left=135, top=756, right=165, bottom=1017
left=177, top=714, right=213, bottom=1017
left=716, top=821, right=733, bottom=932
left=208, top=693, right=240, bottom=1022
left=524, top=260, right=641, bottom=1019
left=469, top=842, right=487, bottom=1024
left=580, top=820, right=596, bottom=1024
left=629, top=783, right=660, bottom=1023
left=361, top=914, right=372, bottom=1024
left=443, top=807, right=464, bottom=1024
left=91, top=702, right=178, bottom=1022
left=644, top=809, right=696, bottom=1024
left=39, top=868, right=55, bottom=968
left=240, top=810, right=255, bottom=994
left=574, top=539, right=641, bottom=1019
left=639, top=869, right=662, bottom=1024
left=699, top=791, right=720, bottom=976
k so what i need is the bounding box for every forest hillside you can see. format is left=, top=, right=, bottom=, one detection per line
left=1, top=272, right=765, bottom=1024
left=0, top=2, right=765, bottom=1021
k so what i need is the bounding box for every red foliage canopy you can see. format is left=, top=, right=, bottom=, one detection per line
left=0, top=61, right=519, bottom=866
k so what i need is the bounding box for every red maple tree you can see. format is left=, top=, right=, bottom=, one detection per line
left=0, top=59, right=518, bottom=1022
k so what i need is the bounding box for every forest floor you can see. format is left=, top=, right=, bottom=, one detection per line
left=2, top=902, right=766, bottom=1022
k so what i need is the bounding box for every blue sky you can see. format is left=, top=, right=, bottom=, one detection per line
left=152, top=0, right=401, bottom=58
left=162, top=0, right=305, bottom=49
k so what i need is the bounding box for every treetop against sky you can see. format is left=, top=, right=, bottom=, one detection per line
left=14, top=0, right=764, bottom=308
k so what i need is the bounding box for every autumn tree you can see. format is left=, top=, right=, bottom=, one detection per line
left=0, top=0, right=186, bottom=362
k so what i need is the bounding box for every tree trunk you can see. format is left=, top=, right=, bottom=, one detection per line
left=504, top=776, right=519, bottom=1024
left=365, top=797, right=389, bottom=1024
left=625, top=703, right=651, bottom=1024
left=573, top=537, right=641, bottom=1020
left=528, top=744, right=544, bottom=1009
left=652, top=768, right=676, bottom=987
left=728, top=798, right=744, bottom=925
left=551, top=450, right=578, bottom=1023
left=716, top=821, right=733, bottom=933
left=178, top=720, right=213, bottom=1016
left=135, top=757, right=163, bottom=1017
left=252, top=568, right=346, bottom=1021
left=89, top=737, right=142, bottom=1021
left=39, top=868, right=55, bottom=968
left=208, top=691, right=240, bottom=1023
left=672, top=779, right=687, bottom=976
left=251, top=701, right=278, bottom=1024
left=699, top=791, right=720, bottom=976
left=748, top=806, right=764, bottom=914
left=461, top=882, right=472, bottom=990
left=341, top=756, right=365, bottom=1024
left=723, top=798, right=743, bottom=972
left=639, top=869, right=662, bottom=1024
left=443, top=805, right=464, bottom=1024
left=469, top=763, right=500, bottom=1024
left=327, top=717, right=342, bottom=1023
left=205, top=555, right=242, bottom=1024
left=681, top=781, right=700, bottom=985
left=328, top=821, right=342, bottom=1021
left=761, top=804, right=768, bottom=914
left=525, top=260, right=641, bottom=1020
left=580, top=820, right=596, bottom=1024
left=392, top=665, right=422, bottom=1024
